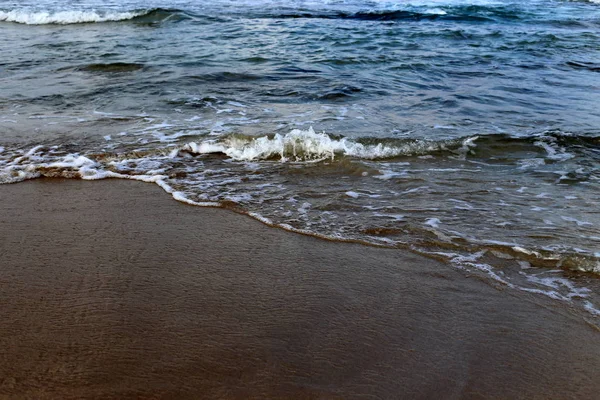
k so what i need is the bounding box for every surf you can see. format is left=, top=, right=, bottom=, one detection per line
left=0, top=8, right=184, bottom=25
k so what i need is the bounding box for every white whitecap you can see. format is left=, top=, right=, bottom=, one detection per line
left=0, top=9, right=148, bottom=25
left=177, top=127, right=468, bottom=162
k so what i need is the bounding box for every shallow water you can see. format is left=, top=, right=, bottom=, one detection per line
left=1, top=0, right=600, bottom=317
left=3, top=179, right=600, bottom=399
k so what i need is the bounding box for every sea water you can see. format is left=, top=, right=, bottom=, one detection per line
left=1, top=0, right=599, bottom=318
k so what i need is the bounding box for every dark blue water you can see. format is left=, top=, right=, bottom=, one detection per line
left=1, top=0, right=600, bottom=317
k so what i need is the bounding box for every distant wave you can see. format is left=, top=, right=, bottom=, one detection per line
left=251, top=5, right=524, bottom=23
left=1, top=2, right=595, bottom=26
left=0, top=7, right=450, bottom=25
left=0, top=8, right=182, bottom=25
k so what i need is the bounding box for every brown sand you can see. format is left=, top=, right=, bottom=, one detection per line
left=0, top=178, right=599, bottom=399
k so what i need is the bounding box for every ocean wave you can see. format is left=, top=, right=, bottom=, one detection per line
left=174, top=128, right=600, bottom=163
left=250, top=4, right=524, bottom=23
left=0, top=3, right=583, bottom=26
left=176, top=128, right=474, bottom=161
left=0, top=8, right=182, bottom=25
left=2, top=129, right=596, bottom=173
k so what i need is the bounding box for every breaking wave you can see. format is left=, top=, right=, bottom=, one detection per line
left=0, top=8, right=183, bottom=25
left=176, top=128, right=600, bottom=163
left=2, top=129, right=598, bottom=176
left=177, top=128, right=477, bottom=161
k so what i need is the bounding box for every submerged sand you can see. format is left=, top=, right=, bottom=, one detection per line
left=0, top=178, right=599, bottom=399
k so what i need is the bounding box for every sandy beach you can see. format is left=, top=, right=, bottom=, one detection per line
left=0, top=178, right=599, bottom=399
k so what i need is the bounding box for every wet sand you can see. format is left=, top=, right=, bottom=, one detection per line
left=0, top=178, right=599, bottom=399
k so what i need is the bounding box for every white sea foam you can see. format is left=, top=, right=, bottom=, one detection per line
left=424, top=8, right=447, bottom=15
left=0, top=9, right=147, bottom=25
left=584, top=301, right=600, bottom=317
left=518, top=158, right=545, bottom=169
left=524, top=273, right=590, bottom=297
left=451, top=135, right=478, bottom=160
left=375, top=169, right=408, bottom=180
left=429, top=248, right=600, bottom=317
left=561, top=216, right=593, bottom=227
left=512, top=246, right=543, bottom=258
left=534, top=137, right=574, bottom=161
left=373, top=212, right=405, bottom=221
left=170, top=191, right=220, bottom=207
left=425, top=218, right=441, bottom=228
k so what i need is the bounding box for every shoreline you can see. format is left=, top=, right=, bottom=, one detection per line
left=1, top=178, right=599, bottom=399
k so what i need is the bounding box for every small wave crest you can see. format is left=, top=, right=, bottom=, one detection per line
left=173, top=128, right=600, bottom=165
left=176, top=128, right=470, bottom=162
